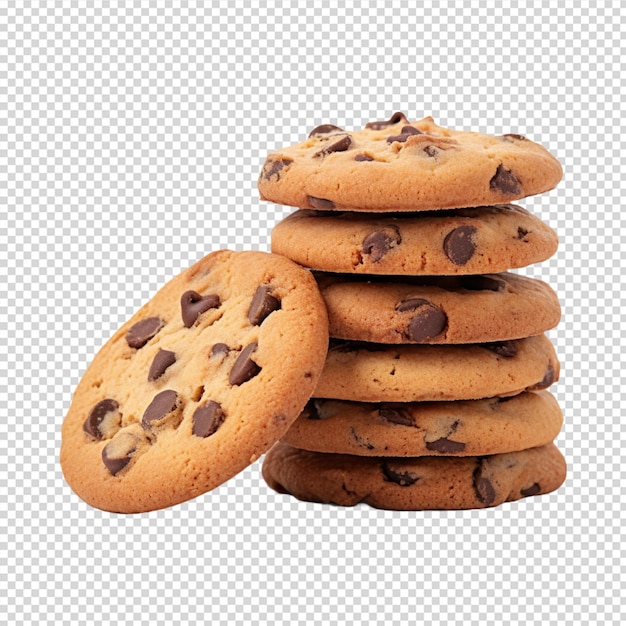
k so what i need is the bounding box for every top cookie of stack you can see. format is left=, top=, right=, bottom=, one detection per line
left=258, top=112, right=562, bottom=213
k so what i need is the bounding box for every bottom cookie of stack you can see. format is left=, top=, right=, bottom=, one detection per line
left=262, top=392, right=566, bottom=510
left=262, top=440, right=566, bottom=510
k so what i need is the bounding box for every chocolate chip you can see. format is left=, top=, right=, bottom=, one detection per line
left=386, top=125, right=424, bottom=143
left=517, top=227, right=529, bottom=239
left=192, top=400, right=225, bottom=438
left=532, top=363, right=556, bottom=389
left=354, top=153, right=374, bottom=161
left=308, top=124, right=344, bottom=137
left=520, top=482, right=541, bottom=497
left=382, top=462, right=420, bottom=487
left=148, top=349, right=176, bottom=381
left=423, top=145, right=438, bottom=158
left=500, top=133, right=528, bottom=142
left=473, top=459, right=496, bottom=505
left=261, top=157, right=293, bottom=181
left=314, top=134, right=352, bottom=158
left=443, top=225, right=478, bottom=265
left=377, top=406, right=414, bottom=427
left=362, top=226, right=401, bottom=262
left=126, top=317, right=164, bottom=349
left=229, top=342, right=261, bottom=386
left=101, top=431, right=141, bottom=476
left=481, top=340, right=518, bottom=358
left=490, top=163, right=521, bottom=195
left=396, top=298, right=447, bottom=342
left=180, top=290, right=220, bottom=328
left=308, top=196, right=335, bottom=209
left=141, top=389, right=181, bottom=430
left=458, top=275, right=504, bottom=292
left=365, top=112, right=409, bottom=130
left=83, top=398, right=121, bottom=439
left=426, top=438, right=466, bottom=453
left=210, top=343, right=230, bottom=358
left=248, top=285, right=281, bottom=326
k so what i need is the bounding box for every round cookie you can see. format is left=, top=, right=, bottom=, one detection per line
left=60, top=250, right=329, bottom=513
left=258, top=113, right=562, bottom=212
left=262, top=441, right=567, bottom=510
left=271, top=205, right=558, bottom=275
left=315, top=334, right=559, bottom=402
left=281, top=391, right=563, bottom=457
left=316, top=272, right=561, bottom=344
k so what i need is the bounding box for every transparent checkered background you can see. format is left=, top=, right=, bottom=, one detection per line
left=1, top=1, right=623, bottom=624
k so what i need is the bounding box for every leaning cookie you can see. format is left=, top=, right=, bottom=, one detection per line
left=271, top=205, right=558, bottom=275
left=316, top=335, right=559, bottom=402
left=316, top=272, right=560, bottom=344
left=262, top=441, right=567, bottom=510
left=258, top=113, right=562, bottom=212
left=281, top=391, right=563, bottom=457
left=60, top=250, right=329, bottom=513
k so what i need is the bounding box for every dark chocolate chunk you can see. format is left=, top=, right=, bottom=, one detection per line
left=481, top=340, right=518, bottom=358
left=314, top=134, right=352, bottom=158
left=386, top=125, right=424, bottom=143
left=354, top=153, right=374, bottom=162
left=248, top=285, right=281, bottom=326
left=532, top=363, right=556, bottom=389
left=396, top=298, right=447, bottom=342
left=377, top=405, right=415, bottom=427
left=443, top=225, right=478, bottom=265
left=101, top=431, right=141, bottom=476
left=362, top=226, right=401, bottom=262
left=490, top=163, right=522, bottom=195
left=308, top=124, right=344, bottom=137
left=126, top=317, right=164, bottom=349
left=148, top=349, right=176, bottom=381
left=365, top=112, right=409, bottom=130
left=229, top=342, right=261, bottom=386
left=261, top=157, right=293, bottom=181
left=520, top=482, right=541, bottom=497
left=473, top=459, right=496, bottom=505
left=142, top=389, right=180, bottom=429
left=426, top=438, right=466, bottom=453
left=382, top=462, right=420, bottom=487
left=458, top=275, right=504, bottom=292
left=180, top=290, right=220, bottom=328
left=192, top=400, right=225, bottom=438
left=210, top=343, right=230, bottom=358
left=83, top=398, right=120, bottom=439
left=517, top=227, right=529, bottom=239
left=308, top=196, right=335, bottom=209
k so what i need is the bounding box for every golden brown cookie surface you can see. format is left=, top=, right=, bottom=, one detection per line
left=259, top=114, right=562, bottom=212
left=60, top=250, right=329, bottom=513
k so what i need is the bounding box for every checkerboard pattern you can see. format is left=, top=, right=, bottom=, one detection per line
left=2, top=1, right=624, bottom=625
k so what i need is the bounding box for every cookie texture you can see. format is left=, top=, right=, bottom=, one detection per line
left=262, top=441, right=567, bottom=510
left=281, top=391, right=563, bottom=457
left=258, top=114, right=562, bottom=212
left=315, top=334, right=559, bottom=402
left=271, top=205, right=558, bottom=275
left=60, top=250, right=329, bottom=513
left=316, top=271, right=560, bottom=344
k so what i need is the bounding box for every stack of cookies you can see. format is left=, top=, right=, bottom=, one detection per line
left=258, top=113, right=567, bottom=510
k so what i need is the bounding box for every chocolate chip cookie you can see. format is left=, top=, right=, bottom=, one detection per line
left=258, top=114, right=562, bottom=212
left=262, top=441, right=567, bottom=510
left=271, top=205, right=558, bottom=275
left=315, top=334, right=559, bottom=402
left=281, top=391, right=563, bottom=457
left=60, top=250, right=329, bottom=513
left=316, top=272, right=560, bottom=344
